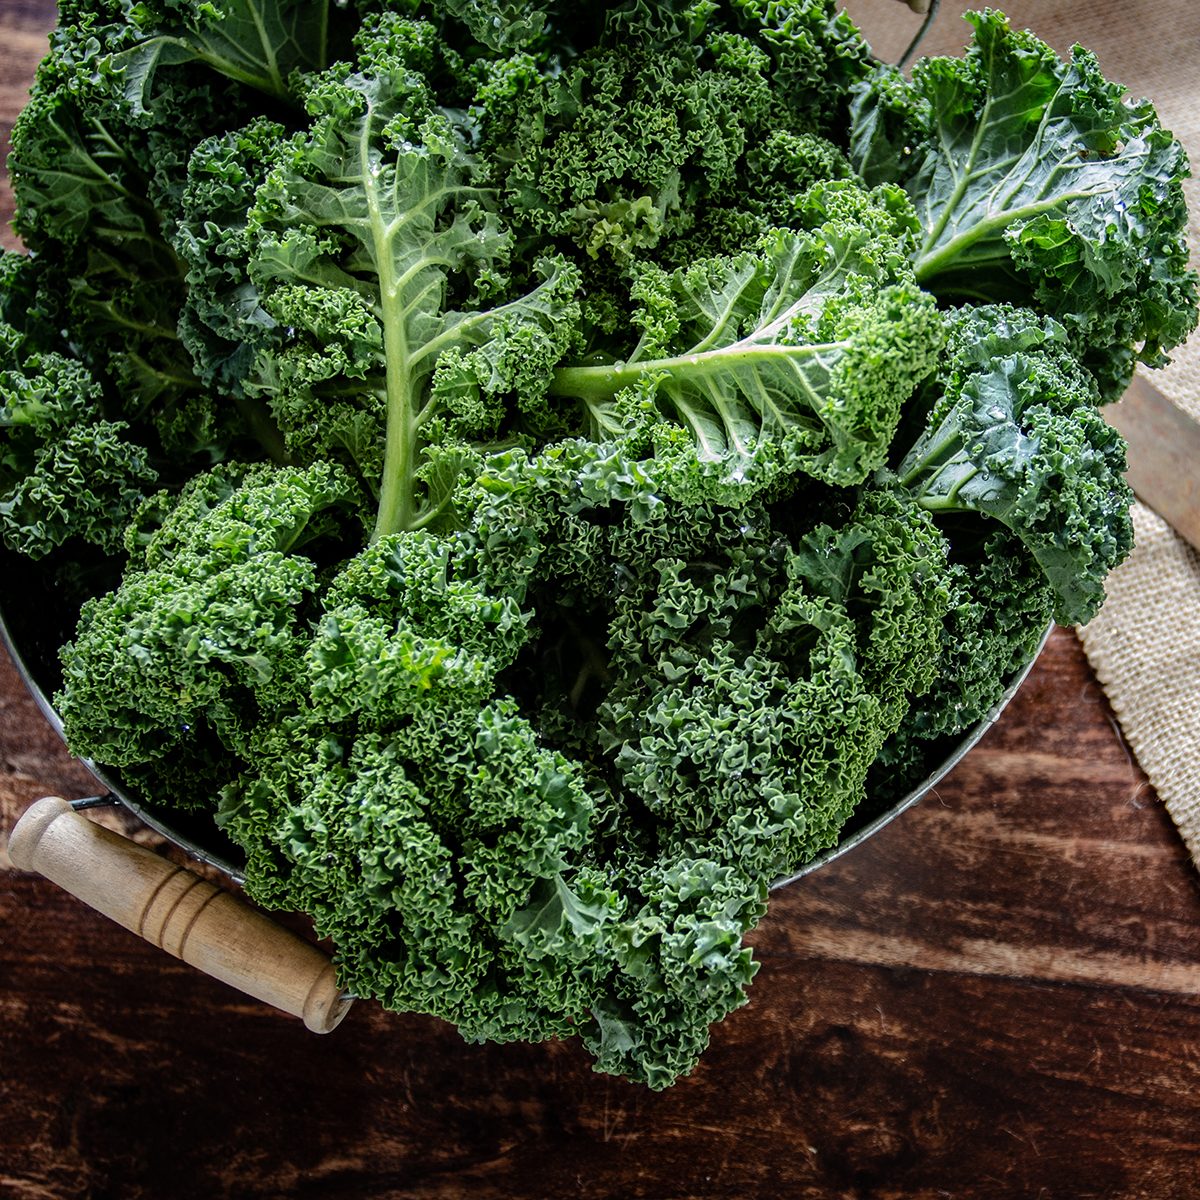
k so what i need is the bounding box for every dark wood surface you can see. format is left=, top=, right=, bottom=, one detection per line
left=4, top=5, right=1200, bottom=1198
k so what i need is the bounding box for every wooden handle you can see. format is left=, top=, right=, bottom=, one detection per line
left=8, top=797, right=353, bottom=1033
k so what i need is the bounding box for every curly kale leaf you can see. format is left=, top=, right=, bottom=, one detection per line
left=429, top=0, right=559, bottom=52
left=174, top=117, right=291, bottom=404
left=895, top=306, right=1133, bottom=625
left=221, top=716, right=616, bottom=1045
left=591, top=483, right=947, bottom=881
left=0, top=254, right=158, bottom=557
left=8, top=8, right=276, bottom=463
left=239, top=15, right=582, bottom=535
left=56, top=461, right=362, bottom=768
left=790, top=484, right=949, bottom=726
left=469, top=0, right=871, bottom=334
left=0, top=356, right=157, bottom=559
left=472, top=9, right=782, bottom=256
left=869, top=524, right=1055, bottom=795
left=214, top=504, right=618, bottom=1045
left=584, top=857, right=766, bottom=1091
left=548, top=194, right=942, bottom=497
left=726, top=0, right=874, bottom=132
left=850, top=9, right=1198, bottom=398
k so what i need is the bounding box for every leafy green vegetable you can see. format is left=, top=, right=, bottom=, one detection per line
left=0, top=253, right=159, bottom=556
left=869, top=524, right=1056, bottom=795
left=111, top=0, right=346, bottom=108
left=1, top=0, right=1186, bottom=1089
left=57, top=461, right=361, bottom=765
left=8, top=0, right=280, bottom=464
left=895, top=306, right=1133, bottom=625
left=849, top=9, right=1198, bottom=399
left=548, top=191, right=942, bottom=497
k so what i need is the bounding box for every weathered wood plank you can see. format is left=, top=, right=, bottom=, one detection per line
left=0, top=1, right=52, bottom=249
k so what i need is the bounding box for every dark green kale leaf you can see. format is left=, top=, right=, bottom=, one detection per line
left=869, top=524, right=1055, bottom=796
left=0, top=253, right=158, bottom=557
left=469, top=0, right=873, bottom=336
left=895, top=305, right=1134, bottom=625
left=7, top=4, right=274, bottom=464
left=110, top=0, right=350, bottom=111
left=849, top=9, right=1198, bottom=399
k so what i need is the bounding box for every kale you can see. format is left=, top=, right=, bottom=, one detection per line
left=849, top=9, right=1198, bottom=400
left=0, top=0, right=1187, bottom=1088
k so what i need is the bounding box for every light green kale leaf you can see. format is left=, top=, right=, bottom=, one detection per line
left=113, top=0, right=344, bottom=110
left=242, top=14, right=582, bottom=537
left=548, top=187, right=942, bottom=498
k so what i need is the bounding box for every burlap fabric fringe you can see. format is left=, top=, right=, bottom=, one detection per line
left=852, top=0, right=1200, bottom=864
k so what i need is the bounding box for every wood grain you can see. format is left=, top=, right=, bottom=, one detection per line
left=0, top=2, right=49, bottom=251
left=3, top=3, right=1200, bottom=1197
left=1106, top=375, right=1200, bottom=555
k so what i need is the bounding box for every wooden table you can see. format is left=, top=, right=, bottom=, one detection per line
left=3, top=5, right=1200, bottom=1197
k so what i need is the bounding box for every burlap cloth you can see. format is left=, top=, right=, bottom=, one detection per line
left=845, top=0, right=1200, bottom=865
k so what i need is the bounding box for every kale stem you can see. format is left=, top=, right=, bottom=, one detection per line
left=915, top=188, right=1099, bottom=283
left=549, top=341, right=840, bottom=402
left=363, top=115, right=416, bottom=542
left=898, top=423, right=962, bottom=486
